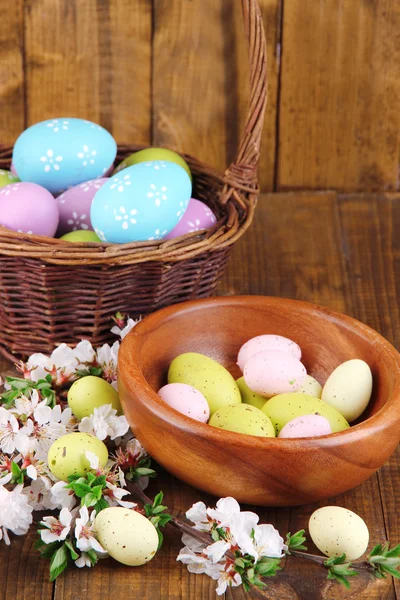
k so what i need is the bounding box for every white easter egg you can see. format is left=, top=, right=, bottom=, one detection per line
left=321, top=359, right=373, bottom=422
left=309, top=506, right=369, bottom=560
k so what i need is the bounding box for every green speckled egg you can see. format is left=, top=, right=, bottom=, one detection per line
left=114, top=147, right=192, bottom=180
left=168, top=352, right=241, bottom=414
left=67, top=375, right=121, bottom=419
left=236, top=376, right=267, bottom=410
left=262, top=393, right=349, bottom=435
left=0, top=170, right=19, bottom=188
left=209, top=404, right=275, bottom=437
left=60, top=230, right=101, bottom=242
left=48, top=433, right=108, bottom=481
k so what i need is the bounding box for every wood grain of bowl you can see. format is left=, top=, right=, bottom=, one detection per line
left=118, top=296, right=400, bottom=506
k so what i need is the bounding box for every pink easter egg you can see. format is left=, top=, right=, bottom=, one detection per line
left=244, top=350, right=307, bottom=398
left=0, top=182, right=59, bottom=237
left=278, top=414, right=332, bottom=438
left=56, top=177, right=108, bottom=235
left=164, top=198, right=217, bottom=240
left=237, top=334, right=302, bottom=372
left=158, top=383, right=210, bottom=423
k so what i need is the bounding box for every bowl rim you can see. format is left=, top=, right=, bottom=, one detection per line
left=118, top=295, right=400, bottom=448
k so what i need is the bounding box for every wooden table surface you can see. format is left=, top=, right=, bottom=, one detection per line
left=1, top=191, right=399, bottom=600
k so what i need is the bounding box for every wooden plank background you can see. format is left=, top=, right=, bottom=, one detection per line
left=0, top=0, right=399, bottom=193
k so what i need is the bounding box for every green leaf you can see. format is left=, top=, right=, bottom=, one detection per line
left=211, top=529, right=220, bottom=542
left=36, top=538, right=63, bottom=559
left=11, top=461, right=21, bottom=478
left=94, top=498, right=109, bottom=514
left=86, top=472, right=96, bottom=484
left=151, top=505, right=168, bottom=515
left=157, top=528, right=164, bottom=550
left=87, top=549, right=99, bottom=566
left=68, top=482, right=92, bottom=498
left=327, top=571, right=351, bottom=589
left=285, top=530, right=308, bottom=553
left=49, top=544, right=69, bottom=581
left=247, top=568, right=255, bottom=583
left=91, top=475, right=107, bottom=488
left=82, top=492, right=98, bottom=507
left=255, top=557, right=282, bottom=577
left=235, top=558, right=246, bottom=569
left=386, top=544, right=400, bottom=558
left=153, top=491, right=164, bottom=507
left=135, top=467, right=157, bottom=477
left=67, top=474, right=82, bottom=483
left=65, top=540, right=79, bottom=561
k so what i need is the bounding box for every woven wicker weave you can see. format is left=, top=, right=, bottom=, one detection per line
left=0, top=0, right=267, bottom=360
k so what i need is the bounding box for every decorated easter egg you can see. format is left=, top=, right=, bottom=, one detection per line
left=96, top=507, right=158, bottom=566
left=0, top=182, right=59, bottom=236
left=158, top=383, right=210, bottom=423
left=262, top=393, right=350, bottom=435
left=164, top=198, right=217, bottom=240
left=244, top=350, right=307, bottom=398
left=114, top=147, right=192, bottom=180
left=278, top=414, right=332, bottom=438
left=321, top=359, right=373, bottom=422
left=60, top=230, right=101, bottom=242
left=297, top=374, right=322, bottom=398
left=309, top=506, right=369, bottom=560
left=237, top=335, right=302, bottom=372
left=12, top=118, right=117, bottom=194
left=67, top=376, right=121, bottom=419
left=0, top=169, right=19, bottom=188
left=168, top=352, right=241, bottom=415
left=91, top=161, right=191, bottom=243
left=236, top=376, right=267, bottom=410
left=48, top=433, right=108, bottom=480
left=209, top=404, right=275, bottom=437
left=56, top=177, right=108, bottom=235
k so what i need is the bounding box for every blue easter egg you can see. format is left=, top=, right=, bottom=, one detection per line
left=90, top=161, right=192, bottom=243
left=12, top=118, right=117, bottom=194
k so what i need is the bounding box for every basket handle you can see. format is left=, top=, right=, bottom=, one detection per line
left=221, top=0, right=267, bottom=203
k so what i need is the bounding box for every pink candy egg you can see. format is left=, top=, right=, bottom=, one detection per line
left=244, top=350, right=307, bottom=398
left=158, top=383, right=210, bottom=423
left=56, top=177, right=108, bottom=235
left=0, top=182, right=59, bottom=236
left=237, top=334, right=302, bottom=372
left=278, top=414, right=332, bottom=438
left=164, top=198, right=216, bottom=240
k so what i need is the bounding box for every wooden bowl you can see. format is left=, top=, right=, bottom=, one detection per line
left=118, top=296, right=400, bottom=506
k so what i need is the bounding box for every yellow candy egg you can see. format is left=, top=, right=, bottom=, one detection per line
left=209, top=404, right=275, bottom=437
left=309, top=506, right=369, bottom=560
left=48, top=433, right=108, bottom=481
left=114, top=147, right=191, bottom=180
left=236, top=376, right=267, bottom=410
left=68, top=376, right=122, bottom=419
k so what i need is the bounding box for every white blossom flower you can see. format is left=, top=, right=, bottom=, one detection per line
left=25, top=344, right=78, bottom=383
left=177, top=546, right=213, bottom=574
left=74, top=506, right=106, bottom=553
left=0, top=482, right=33, bottom=544
left=110, top=317, right=139, bottom=340
left=85, top=451, right=100, bottom=470
left=104, top=481, right=136, bottom=509
left=0, top=407, right=30, bottom=454
left=50, top=480, right=76, bottom=511
left=40, top=507, right=72, bottom=544
left=79, top=404, right=129, bottom=441
left=207, top=497, right=259, bottom=557
left=216, top=570, right=242, bottom=595
left=95, top=342, right=119, bottom=382
left=22, top=403, right=74, bottom=459
left=204, top=540, right=231, bottom=564
left=10, top=389, right=40, bottom=419
left=253, top=524, right=287, bottom=559
left=75, top=552, right=93, bottom=568
left=24, top=477, right=57, bottom=511
left=186, top=501, right=212, bottom=532
left=73, top=340, right=96, bottom=365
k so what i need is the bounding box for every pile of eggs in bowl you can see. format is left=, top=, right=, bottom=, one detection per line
left=0, top=118, right=217, bottom=243
left=159, top=334, right=373, bottom=438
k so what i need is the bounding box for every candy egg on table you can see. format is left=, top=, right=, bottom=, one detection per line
left=0, top=182, right=59, bottom=236
left=67, top=375, right=121, bottom=419
left=91, top=161, right=192, bottom=243
left=262, top=393, right=349, bottom=435
left=168, top=352, right=241, bottom=415
left=12, top=118, right=117, bottom=194
left=158, top=383, right=210, bottom=423
left=60, top=230, right=101, bottom=242
left=322, top=359, right=373, bottom=422
left=96, top=507, right=158, bottom=566
left=236, top=376, right=267, bottom=410
left=237, top=334, right=302, bottom=372
left=0, top=169, right=19, bottom=188
left=56, top=177, right=108, bottom=235
left=244, top=349, right=307, bottom=397
left=48, top=433, right=108, bottom=480
left=309, top=506, right=369, bottom=560
left=164, top=198, right=217, bottom=240
left=209, top=404, right=275, bottom=437
left=114, top=146, right=192, bottom=180
left=297, top=374, right=322, bottom=398
left=278, top=414, right=332, bottom=438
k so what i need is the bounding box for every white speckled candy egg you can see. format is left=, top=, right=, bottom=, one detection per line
left=56, top=177, right=108, bottom=235
left=158, top=383, right=210, bottom=423
left=297, top=374, right=322, bottom=398
left=237, top=335, right=302, bottom=372
left=309, top=506, right=369, bottom=560
left=0, top=182, right=59, bottom=236
left=164, top=198, right=216, bottom=239
left=244, top=350, right=307, bottom=397
left=278, top=414, right=332, bottom=438
left=12, top=118, right=117, bottom=194
left=90, top=161, right=191, bottom=243
left=322, top=359, right=373, bottom=422
left=96, top=507, right=159, bottom=566
left=0, top=170, right=19, bottom=188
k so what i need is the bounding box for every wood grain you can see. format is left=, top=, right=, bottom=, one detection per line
left=24, top=0, right=151, bottom=144
left=277, top=0, right=400, bottom=192
left=0, top=0, right=25, bottom=144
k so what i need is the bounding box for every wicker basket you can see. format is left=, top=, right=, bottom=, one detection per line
left=0, top=0, right=267, bottom=360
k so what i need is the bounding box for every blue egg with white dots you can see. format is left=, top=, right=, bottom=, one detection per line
left=12, top=118, right=117, bottom=194
left=91, top=161, right=191, bottom=243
